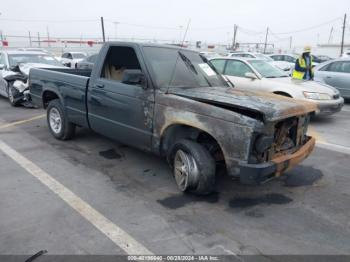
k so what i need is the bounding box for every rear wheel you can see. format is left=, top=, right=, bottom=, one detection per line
left=47, top=99, right=75, bottom=140
left=168, top=139, right=216, bottom=195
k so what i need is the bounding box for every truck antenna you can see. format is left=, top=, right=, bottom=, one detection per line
left=166, top=19, right=191, bottom=94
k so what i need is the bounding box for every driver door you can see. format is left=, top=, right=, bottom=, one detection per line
left=87, top=45, right=155, bottom=151
left=223, top=60, right=261, bottom=91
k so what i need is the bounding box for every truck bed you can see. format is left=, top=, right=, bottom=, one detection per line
left=29, top=67, right=92, bottom=127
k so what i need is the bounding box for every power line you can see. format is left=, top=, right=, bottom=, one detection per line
left=272, top=16, right=343, bottom=35
left=0, top=18, right=98, bottom=23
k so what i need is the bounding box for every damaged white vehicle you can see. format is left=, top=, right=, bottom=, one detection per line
left=0, top=51, right=65, bottom=106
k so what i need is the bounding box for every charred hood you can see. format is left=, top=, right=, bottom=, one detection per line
left=168, top=86, right=316, bottom=122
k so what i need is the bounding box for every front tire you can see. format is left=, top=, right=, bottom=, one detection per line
left=7, top=85, right=20, bottom=107
left=168, top=139, right=216, bottom=195
left=47, top=99, right=75, bottom=140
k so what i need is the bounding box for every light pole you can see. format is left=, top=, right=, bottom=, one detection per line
left=178, top=25, right=183, bottom=43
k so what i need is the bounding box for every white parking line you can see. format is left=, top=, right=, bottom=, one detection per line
left=0, top=140, right=153, bottom=255
left=316, top=141, right=350, bottom=155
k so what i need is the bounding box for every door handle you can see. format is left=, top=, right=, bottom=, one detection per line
left=95, top=83, right=104, bottom=88
left=326, top=76, right=332, bottom=79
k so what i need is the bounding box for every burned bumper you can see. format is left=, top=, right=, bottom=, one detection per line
left=237, top=137, right=316, bottom=184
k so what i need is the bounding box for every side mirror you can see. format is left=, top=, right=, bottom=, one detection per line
left=122, top=69, right=147, bottom=88
left=245, top=72, right=257, bottom=80
left=0, top=64, right=4, bottom=70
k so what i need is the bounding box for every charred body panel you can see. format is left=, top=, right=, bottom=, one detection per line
left=153, top=88, right=316, bottom=184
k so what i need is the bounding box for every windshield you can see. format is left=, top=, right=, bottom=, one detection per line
left=254, top=53, right=273, bottom=62
left=143, top=47, right=228, bottom=89
left=249, top=60, right=288, bottom=78
left=72, top=53, right=86, bottom=59
left=8, top=54, right=62, bottom=67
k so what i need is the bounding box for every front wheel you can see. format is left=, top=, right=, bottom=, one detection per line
left=7, top=85, right=20, bottom=107
left=168, top=139, right=216, bottom=195
left=47, top=99, right=75, bottom=140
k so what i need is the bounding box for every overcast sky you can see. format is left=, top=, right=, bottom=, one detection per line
left=0, top=0, right=349, bottom=48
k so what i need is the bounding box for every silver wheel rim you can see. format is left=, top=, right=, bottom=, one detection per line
left=49, top=108, right=62, bottom=134
left=8, top=88, right=14, bottom=103
left=174, top=149, right=198, bottom=191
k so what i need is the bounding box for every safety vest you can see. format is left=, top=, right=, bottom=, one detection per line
left=292, top=56, right=313, bottom=80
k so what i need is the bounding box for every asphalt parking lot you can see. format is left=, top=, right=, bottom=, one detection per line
left=1, top=97, right=350, bottom=257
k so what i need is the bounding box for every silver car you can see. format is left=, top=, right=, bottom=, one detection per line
left=314, top=58, right=350, bottom=99
left=210, top=57, right=344, bottom=116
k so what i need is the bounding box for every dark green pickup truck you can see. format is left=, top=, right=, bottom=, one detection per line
left=29, top=42, right=316, bottom=194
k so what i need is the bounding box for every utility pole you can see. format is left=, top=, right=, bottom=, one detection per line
left=46, top=26, right=50, bottom=47
left=28, top=31, right=32, bottom=47
left=100, top=17, right=106, bottom=43
left=328, top=26, right=334, bottom=44
left=340, top=13, right=347, bottom=56
left=263, top=27, right=269, bottom=54
left=37, top=32, right=41, bottom=47
left=289, top=36, right=292, bottom=50
left=232, top=24, right=238, bottom=50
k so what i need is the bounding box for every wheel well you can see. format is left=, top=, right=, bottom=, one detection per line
left=160, top=125, right=225, bottom=163
left=42, top=91, right=59, bottom=108
left=273, top=91, right=292, bottom=98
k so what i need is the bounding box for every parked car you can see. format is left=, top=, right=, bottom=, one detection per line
left=199, top=51, right=221, bottom=59
left=314, top=58, right=350, bottom=99
left=59, top=52, right=87, bottom=68
left=228, top=52, right=292, bottom=72
left=0, top=51, right=65, bottom=106
left=312, top=55, right=333, bottom=64
left=209, top=57, right=344, bottom=116
left=76, top=54, right=98, bottom=70
left=17, top=48, right=49, bottom=53
left=29, top=42, right=316, bottom=194
left=269, top=53, right=298, bottom=70
left=341, top=49, right=350, bottom=58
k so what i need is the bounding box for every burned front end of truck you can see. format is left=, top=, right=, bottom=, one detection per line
left=143, top=45, right=316, bottom=191
left=241, top=113, right=315, bottom=184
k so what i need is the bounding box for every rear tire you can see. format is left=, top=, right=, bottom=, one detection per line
left=47, top=99, right=75, bottom=140
left=168, top=139, right=216, bottom=195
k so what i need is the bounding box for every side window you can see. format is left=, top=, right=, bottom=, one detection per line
left=278, top=55, right=285, bottom=61
left=270, top=55, right=279, bottom=61
left=245, top=54, right=255, bottom=58
left=224, top=60, right=253, bottom=77
left=342, top=62, right=350, bottom=73
left=67, top=53, right=73, bottom=59
left=325, top=62, right=343, bottom=72
left=210, top=59, right=226, bottom=74
left=285, top=56, right=294, bottom=63
left=101, top=46, right=141, bottom=83
left=87, top=55, right=97, bottom=63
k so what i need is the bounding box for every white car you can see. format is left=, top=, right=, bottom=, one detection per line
left=0, top=51, right=65, bottom=106
left=59, top=52, right=87, bottom=68
left=227, top=52, right=292, bottom=72
left=209, top=57, right=344, bottom=116
left=270, top=53, right=320, bottom=69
